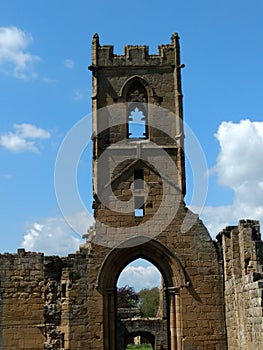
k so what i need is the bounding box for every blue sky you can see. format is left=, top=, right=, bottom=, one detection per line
left=1, top=0, right=263, bottom=289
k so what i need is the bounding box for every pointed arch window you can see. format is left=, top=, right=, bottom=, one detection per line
left=128, top=106, right=147, bottom=138
left=126, top=83, right=148, bottom=139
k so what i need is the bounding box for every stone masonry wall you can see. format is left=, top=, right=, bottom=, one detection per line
left=90, top=33, right=186, bottom=199
left=1, top=219, right=262, bottom=350
left=90, top=176, right=227, bottom=349
left=0, top=250, right=89, bottom=350
left=61, top=253, right=88, bottom=350
left=218, top=220, right=263, bottom=350
left=89, top=33, right=227, bottom=350
left=0, top=250, right=45, bottom=350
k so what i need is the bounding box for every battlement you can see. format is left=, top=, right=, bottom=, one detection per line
left=4, top=248, right=42, bottom=255
left=0, top=248, right=44, bottom=261
left=218, top=219, right=263, bottom=280
left=90, top=32, right=182, bottom=67
left=217, top=220, right=263, bottom=348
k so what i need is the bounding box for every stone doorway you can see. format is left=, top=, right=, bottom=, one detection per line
left=125, top=331, right=154, bottom=349
left=96, top=236, right=187, bottom=350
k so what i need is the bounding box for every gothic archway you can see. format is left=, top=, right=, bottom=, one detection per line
left=125, top=331, right=155, bottom=349
left=120, top=76, right=154, bottom=139
left=119, top=75, right=154, bottom=102
left=96, top=236, right=188, bottom=350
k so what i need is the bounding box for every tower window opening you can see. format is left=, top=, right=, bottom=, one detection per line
left=134, top=169, right=145, bottom=216
left=128, top=107, right=147, bottom=139
left=61, top=333, right=65, bottom=348
left=61, top=283, right=67, bottom=298
left=134, top=169, right=144, bottom=189
left=134, top=196, right=144, bottom=217
left=134, top=208, right=144, bottom=217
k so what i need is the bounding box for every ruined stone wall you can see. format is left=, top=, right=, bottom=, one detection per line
left=0, top=250, right=44, bottom=350
left=218, top=220, right=263, bottom=350
left=61, top=253, right=89, bottom=350
left=43, top=256, right=62, bottom=349
left=163, top=211, right=226, bottom=350
left=0, top=250, right=90, bottom=350
left=90, top=170, right=227, bottom=349
left=2, top=218, right=263, bottom=350
left=158, top=208, right=227, bottom=350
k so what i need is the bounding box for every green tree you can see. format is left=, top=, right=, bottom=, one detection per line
left=138, top=287, right=160, bottom=317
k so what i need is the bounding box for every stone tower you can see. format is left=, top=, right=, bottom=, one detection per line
left=85, top=33, right=227, bottom=350
left=1, top=33, right=262, bottom=350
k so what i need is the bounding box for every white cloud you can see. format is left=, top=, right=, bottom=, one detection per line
left=0, top=133, right=38, bottom=153
left=0, top=26, right=40, bottom=79
left=197, top=205, right=236, bottom=238
left=214, top=119, right=263, bottom=187
left=22, top=220, right=80, bottom=256
left=14, top=123, right=51, bottom=139
left=199, top=119, right=263, bottom=238
left=64, top=59, right=74, bottom=69
left=21, top=211, right=93, bottom=256
left=66, top=210, right=94, bottom=236
left=0, top=123, right=51, bottom=153
left=118, top=265, right=161, bottom=292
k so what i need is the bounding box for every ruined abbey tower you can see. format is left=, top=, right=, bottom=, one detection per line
left=0, top=34, right=263, bottom=350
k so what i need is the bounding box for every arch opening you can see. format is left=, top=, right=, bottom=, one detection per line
left=118, top=258, right=161, bottom=292
left=97, top=236, right=188, bottom=292
left=117, top=258, right=164, bottom=350
left=120, top=76, right=150, bottom=139
left=125, top=331, right=154, bottom=349
left=97, top=236, right=186, bottom=350
left=128, top=106, right=147, bottom=139
left=117, top=258, right=162, bottom=316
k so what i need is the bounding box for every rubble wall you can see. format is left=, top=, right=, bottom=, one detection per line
left=218, top=220, right=263, bottom=350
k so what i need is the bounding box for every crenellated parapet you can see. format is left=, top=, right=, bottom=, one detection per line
left=217, top=220, right=263, bottom=350
left=89, top=32, right=182, bottom=68
left=217, top=219, right=263, bottom=280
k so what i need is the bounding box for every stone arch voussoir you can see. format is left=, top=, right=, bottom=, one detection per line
left=119, top=75, right=154, bottom=100
left=96, top=235, right=189, bottom=293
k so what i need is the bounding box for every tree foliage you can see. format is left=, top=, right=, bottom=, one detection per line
left=138, top=287, right=160, bottom=317
left=117, top=285, right=160, bottom=317
left=117, top=285, right=139, bottom=308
